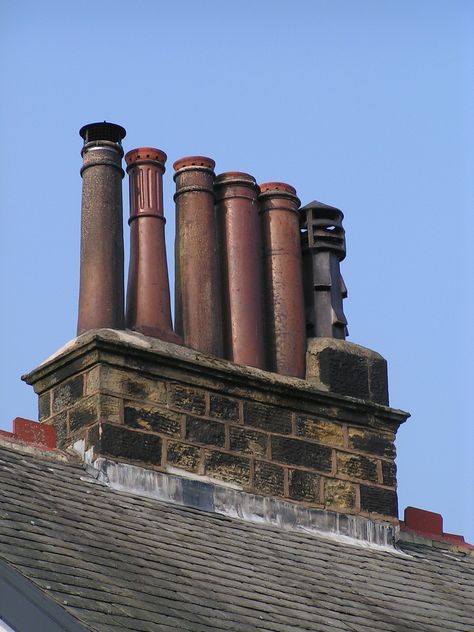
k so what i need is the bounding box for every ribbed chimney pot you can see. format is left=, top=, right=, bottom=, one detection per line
left=125, top=147, right=180, bottom=343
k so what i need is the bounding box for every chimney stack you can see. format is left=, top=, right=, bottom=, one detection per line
left=300, top=201, right=348, bottom=339
left=173, top=157, right=223, bottom=356
left=258, top=183, right=306, bottom=378
left=77, top=122, right=126, bottom=335
left=214, top=172, right=265, bottom=369
left=125, top=148, right=180, bottom=343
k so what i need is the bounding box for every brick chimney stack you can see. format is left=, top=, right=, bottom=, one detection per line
left=23, top=124, right=410, bottom=530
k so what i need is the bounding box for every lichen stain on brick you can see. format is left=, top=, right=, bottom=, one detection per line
left=348, top=428, right=395, bottom=458
left=336, top=452, right=378, bottom=482
left=204, top=451, right=250, bottom=486
left=254, top=461, right=284, bottom=496
left=324, top=480, right=356, bottom=509
left=296, top=417, right=344, bottom=447
left=167, top=442, right=201, bottom=472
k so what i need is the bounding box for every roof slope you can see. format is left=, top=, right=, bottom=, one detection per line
left=0, top=444, right=472, bottom=632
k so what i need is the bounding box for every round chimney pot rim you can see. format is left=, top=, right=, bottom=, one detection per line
left=125, top=147, right=167, bottom=167
left=173, top=155, right=215, bottom=172
left=79, top=121, right=126, bottom=144
left=215, top=171, right=257, bottom=185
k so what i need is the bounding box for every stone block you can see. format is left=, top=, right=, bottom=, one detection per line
left=98, top=394, right=123, bottom=426
left=336, top=452, right=378, bottom=482
left=271, top=436, right=332, bottom=472
left=124, top=404, right=182, bottom=438
left=288, top=469, right=321, bottom=502
left=360, top=485, right=398, bottom=517
left=324, top=480, right=356, bottom=509
left=209, top=395, right=240, bottom=422
left=86, top=366, right=167, bottom=405
left=69, top=396, right=98, bottom=433
left=254, top=461, right=285, bottom=496
left=49, top=412, right=68, bottom=448
left=100, top=423, right=162, bottom=464
left=306, top=338, right=389, bottom=405
left=186, top=416, right=225, bottom=447
left=204, top=451, right=250, bottom=486
left=167, top=441, right=201, bottom=472
left=243, top=401, right=292, bottom=434
left=52, top=374, right=84, bottom=413
left=295, top=416, right=344, bottom=447
left=39, top=392, right=51, bottom=421
left=382, top=460, right=397, bottom=487
left=348, top=428, right=395, bottom=458
left=229, top=427, right=268, bottom=457
left=170, top=384, right=206, bottom=415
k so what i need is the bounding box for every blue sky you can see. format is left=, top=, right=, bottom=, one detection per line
left=1, top=0, right=473, bottom=541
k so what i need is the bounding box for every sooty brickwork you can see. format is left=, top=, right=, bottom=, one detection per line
left=28, top=332, right=408, bottom=521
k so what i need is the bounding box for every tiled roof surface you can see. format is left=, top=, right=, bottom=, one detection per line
left=0, top=443, right=473, bottom=632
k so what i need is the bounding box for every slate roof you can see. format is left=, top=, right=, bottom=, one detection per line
left=0, top=442, right=473, bottom=632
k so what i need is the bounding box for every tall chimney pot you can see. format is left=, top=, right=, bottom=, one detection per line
left=258, top=182, right=306, bottom=378
left=300, top=200, right=348, bottom=339
left=215, top=172, right=265, bottom=369
left=77, top=121, right=126, bottom=335
left=125, top=148, right=181, bottom=343
left=173, top=156, right=223, bottom=356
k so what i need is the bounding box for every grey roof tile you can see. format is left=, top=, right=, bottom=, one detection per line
left=0, top=444, right=473, bottom=632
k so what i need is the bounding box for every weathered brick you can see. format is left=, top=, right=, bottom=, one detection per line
left=98, top=394, right=122, bottom=425
left=170, top=385, right=206, bottom=415
left=229, top=427, right=267, bottom=457
left=360, top=485, right=398, bottom=516
left=52, top=375, right=84, bottom=413
left=209, top=395, right=239, bottom=422
left=39, top=392, right=51, bottom=421
left=100, top=423, right=162, bottom=464
left=86, top=366, right=167, bottom=404
left=336, top=452, right=378, bottom=482
left=254, top=461, right=285, bottom=496
left=348, top=428, right=395, bottom=458
left=295, top=417, right=344, bottom=447
left=167, top=441, right=201, bottom=472
left=288, top=469, right=321, bottom=502
left=49, top=412, right=68, bottom=448
left=69, top=397, right=98, bottom=433
left=369, top=357, right=389, bottom=405
left=324, top=480, right=356, bottom=509
left=271, top=436, right=332, bottom=472
left=86, top=424, right=100, bottom=451
left=382, top=460, right=397, bottom=487
left=317, top=347, right=370, bottom=400
left=243, top=401, right=292, bottom=434
left=124, top=404, right=182, bottom=437
left=186, top=416, right=225, bottom=447
left=204, top=451, right=250, bottom=486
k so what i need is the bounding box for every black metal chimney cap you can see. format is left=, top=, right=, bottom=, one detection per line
left=79, top=121, right=126, bottom=144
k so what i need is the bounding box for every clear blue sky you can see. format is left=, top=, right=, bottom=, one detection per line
left=1, top=0, right=473, bottom=541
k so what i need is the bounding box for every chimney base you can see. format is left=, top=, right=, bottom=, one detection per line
left=23, top=329, right=408, bottom=522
